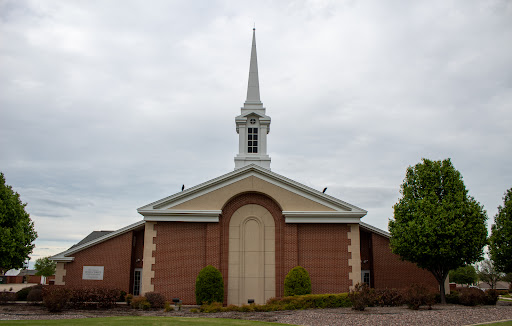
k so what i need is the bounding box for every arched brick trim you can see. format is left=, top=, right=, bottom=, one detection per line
left=220, top=192, right=285, bottom=304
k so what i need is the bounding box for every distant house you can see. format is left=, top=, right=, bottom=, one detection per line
left=478, top=281, right=510, bottom=291
left=1, top=269, right=54, bottom=285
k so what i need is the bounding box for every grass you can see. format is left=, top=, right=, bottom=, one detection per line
left=479, top=321, right=512, bottom=326
left=0, top=317, right=293, bottom=326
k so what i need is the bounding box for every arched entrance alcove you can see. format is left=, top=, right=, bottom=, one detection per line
left=228, top=204, right=274, bottom=305
left=220, top=192, right=284, bottom=305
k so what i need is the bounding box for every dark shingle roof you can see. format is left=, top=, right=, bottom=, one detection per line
left=70, top=231, right=114, bottom=249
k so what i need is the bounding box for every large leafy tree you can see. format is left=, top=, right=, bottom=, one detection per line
left=0, top=172, right=37, bottom=274
left=449, top=265, right=477, bottom=286
left=389, top=158, right=487, bottom=303
left=34, top=256, right=56, bottom=277
left=489, top=187, right=512, bottom=273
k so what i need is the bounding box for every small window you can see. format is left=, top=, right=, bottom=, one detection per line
left=133, top=268, right=142, bottom=295
left=361, top=270, right=371, bottom=287
left=247, top=127, right=258, bottom=153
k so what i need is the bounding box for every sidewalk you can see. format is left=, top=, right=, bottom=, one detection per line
left=0, top=283, right=39, bottom=292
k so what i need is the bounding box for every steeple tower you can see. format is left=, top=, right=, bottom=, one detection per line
left=234, top=29, right=271, bottom=170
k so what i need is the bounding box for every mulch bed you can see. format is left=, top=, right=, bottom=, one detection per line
left=1, top=302, right=512, bottom=325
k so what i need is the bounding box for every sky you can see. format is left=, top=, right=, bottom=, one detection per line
left=1, top=0, right=511, bottom=267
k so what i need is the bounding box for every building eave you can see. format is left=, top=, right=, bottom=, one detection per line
left=50, top=220, right=145, bottom=261
left=359, top=221, right=391, bottom=238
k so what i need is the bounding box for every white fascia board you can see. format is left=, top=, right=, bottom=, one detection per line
left=284, top=211, right=365, bottom=223
left=285, top=217, right=362, bottom=223
left=51, top=256, right=75, bottom=262
left=140, top=164, right=368, bottom=214
left=359, top=221, right=391, bottom=238
left=140, top=209, right=221, bottom=222
left=144, top=216, right=219, bottom=222
left=50, top=220, right=145, bottom=261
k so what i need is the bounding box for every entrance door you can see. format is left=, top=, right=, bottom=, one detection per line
left=133, top=268, right=142, bottom=295
left=228, top=204, right=275, bottom=305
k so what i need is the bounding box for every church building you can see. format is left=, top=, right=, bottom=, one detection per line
left=51, top=30, right=438, bottom=305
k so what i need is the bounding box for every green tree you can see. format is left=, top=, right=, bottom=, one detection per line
left=195, top=265, right=224, bottom=305
left=489, top=187, right=512, bottom=273
left=389, top=158, right=487, bottom=304
left=477, top=259, right=503, bottom=289
left=0, top=172, right=37, bottom=274
left=34, top=256, right=56, bottom=277
left=284, top=266, right=312, bottom=296
left=449, top=265, right=477, bottom=286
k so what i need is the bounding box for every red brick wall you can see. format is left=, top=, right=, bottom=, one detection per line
left=371, top=233, right=437, bottom=290
left=63, top=231, right=133, bottom=292
left=297, top=224, right=352, bottom=293
left=27, top=275, right=41, bottom=283
left=152, top=222, right=207, bottom=304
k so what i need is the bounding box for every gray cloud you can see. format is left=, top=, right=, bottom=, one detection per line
left=1, top=0, right=511, bottom=262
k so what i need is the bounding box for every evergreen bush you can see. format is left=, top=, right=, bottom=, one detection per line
left=284, top=266, right=312, bottom=296
left=195, top=265, right=224, bottom=305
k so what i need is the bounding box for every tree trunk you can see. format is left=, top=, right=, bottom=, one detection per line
left=439, top=277, right=446, bottom=304
left=431, top=269, right=448, bottom=304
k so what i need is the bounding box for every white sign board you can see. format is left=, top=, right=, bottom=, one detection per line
left=82, top=266, right=104, bottom=280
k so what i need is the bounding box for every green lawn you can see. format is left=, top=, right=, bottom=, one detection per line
left=0, top=317, right=293, bottom=326
left=479, top=321, right=512, bottom=326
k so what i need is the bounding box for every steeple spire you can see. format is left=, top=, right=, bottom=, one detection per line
left=234, top=29, right=271, bottom=170
left=245, top=28, right=261, bottom=105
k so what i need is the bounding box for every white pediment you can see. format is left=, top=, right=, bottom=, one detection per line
left=137, top=164, right=367, bottom=223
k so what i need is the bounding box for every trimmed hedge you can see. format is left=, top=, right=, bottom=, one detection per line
left=284, top=266, right=312, bottom=296
left=199, top=293, right=352, bottom=312
left=195, top=265, right=224, bottom=305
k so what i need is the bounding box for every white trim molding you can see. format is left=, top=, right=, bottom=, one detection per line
left=283, top=211, right=365, bottom=223
left=139, top=210, right=221, bottom=222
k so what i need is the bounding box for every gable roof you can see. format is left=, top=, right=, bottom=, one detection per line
left=70, top=231, right=113, bottom=249
left=50, top=220, right=145, bottom=262
left=138, top=164, right=367, bottom=223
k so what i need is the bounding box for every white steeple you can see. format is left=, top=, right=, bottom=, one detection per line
left=234, top=29, right=271, bottom=170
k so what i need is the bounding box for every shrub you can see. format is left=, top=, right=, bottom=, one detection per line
left=66, top=288, right=120, bottom=309
left=125, top=294, right=133, bottom=304
left=131, top=296, right=150, bottom=310
left=118, top=290, right=127, bottom=302
left=445, top=290, right=460, bottom=304
left=484, top=289, right=499, bottom=305
left=42, top=287, right=70, bottom=312
left=27, top=288, right=43, bottom=303
left=197, top=293, right=352, bottom=313
left=403, top=284, right=436, bottom=310
left=349, top=283, right=375, bottom=311
left=374, top=288, right=403, bottom=307
left=199, top=301, right=223, bottom=313
left=164, top=301, right=173, bottom=312
left=16, top=285, right=43, bottom=301
left=458, top=287, right=485, bottom=306
left=195, top=265, right=224, bottom=305
left=145, top=292, right=166, bottom=309
left=284, top=266, right=312, bottom=296
left=0, top=290, right=16, bottom=305
left=496, top=290, right=509, bottom=295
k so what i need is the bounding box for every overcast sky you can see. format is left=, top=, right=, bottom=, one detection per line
left=1, top=0, right=511, bottom=267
